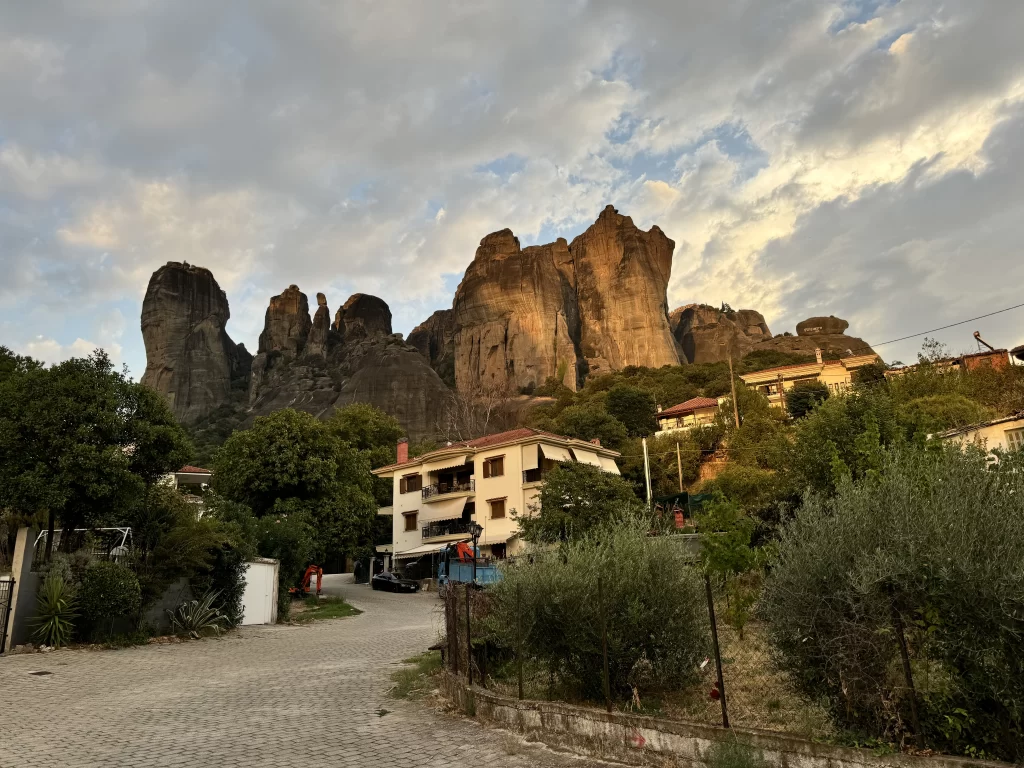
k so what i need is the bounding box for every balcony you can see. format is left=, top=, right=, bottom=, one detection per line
left=522, top=468, right=548, bottom=485
left=422, top=479, right=475, bottom=500
left=422, top=519, right=473, bottom=540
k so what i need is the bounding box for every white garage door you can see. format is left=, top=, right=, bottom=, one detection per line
left=241, top=562, right=276, bottom=625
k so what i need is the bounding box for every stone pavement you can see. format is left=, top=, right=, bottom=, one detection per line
left=1, top=575, right=611, bottom=768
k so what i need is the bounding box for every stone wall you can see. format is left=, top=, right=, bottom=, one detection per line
left=440, top=673, right=1010, bottom=768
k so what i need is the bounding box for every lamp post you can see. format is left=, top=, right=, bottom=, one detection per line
left=470, top=522, right=483, bottom=584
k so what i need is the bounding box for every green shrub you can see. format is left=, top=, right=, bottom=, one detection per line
left=705, top=739, right=769, bottom=768
left=784, top=380, right=829, bottom=419
left=486, top=515, right=709, bottom=701
left=168, top=590, right=228, bottom=639
left=30, top=574, right=78, bottom=648
left=79, top=561, right=142, bottom=633
left=761, top=446, right=1024, bottom=761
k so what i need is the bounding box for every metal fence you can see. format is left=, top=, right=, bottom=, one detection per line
left=0, top=577, right=15, bottom=655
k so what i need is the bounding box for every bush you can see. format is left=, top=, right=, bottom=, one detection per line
left=78, top=561, right=142, bottom=634
left=486, top=515, right=709, bottom=701
left=761, top=447, right=1024, bottom=760
left=168, top=590, right=228, bottom=639
left=30, top=574, right=78, bottom=648
left=784, top=381, right=829, bottom=419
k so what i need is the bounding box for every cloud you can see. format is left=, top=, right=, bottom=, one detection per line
left=0, top=0, right=1021, bottom=376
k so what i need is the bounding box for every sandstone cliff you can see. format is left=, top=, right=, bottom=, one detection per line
left=670, top=305, right=773, bottom=364
left=408, top=309, right=456, bottom=387
left=417, top=205, right=681, bottom=396
left=140, top=262, right=251, bottom=424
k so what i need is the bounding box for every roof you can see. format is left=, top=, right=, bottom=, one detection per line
left=740, top=354, right=880, bottom=382
left=658, top=397, right=720, bottom=419
left=373, top=426, right=618, bottom=474
left=177, top=465, right=212, bottom=474
left=933, top=412, right=1024, bottom=440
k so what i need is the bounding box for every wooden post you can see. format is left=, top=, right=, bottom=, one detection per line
left=516, top=583, right=525, bottom=700
left=465, top=583, right=473, bottom=687
left=890, top=599, right=925, bottom=749
left=676, top=442, right=684, bottom=493
left=704, top=573, right=730, bottom=728
left=599, top=576, right=612, bottom=713
left=450, top=593, right=459, bottom=676
left=728, top=353, right=741, bottom=429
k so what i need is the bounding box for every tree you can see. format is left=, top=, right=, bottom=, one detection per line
left=605, top=385, right=658, bottom=437
left=326, top=403, right=404, bottom=507
left=784, top=380, right=829, bottom=419
left=212, top=409, right=377, bottom=565
left=516, top=461, right=644, bottom=543
left=553, top=404, right=628, bottom=449
left=0, top=350, right=192, bottom=557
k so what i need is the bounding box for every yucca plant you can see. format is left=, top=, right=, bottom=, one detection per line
left=31, top=575, right=78, bottom=648
left=167, top=590, right=228, bottom=639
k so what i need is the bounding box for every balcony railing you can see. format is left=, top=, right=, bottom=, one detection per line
left=522, top=468, right=546, bottom=484
left=422, top=479, right=475, bottom=499
left=422, top=519, right=473, bottom=540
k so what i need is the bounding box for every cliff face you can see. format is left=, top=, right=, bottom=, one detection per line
left=753, top=315, right=873, bottom=358
left=407, top=309, right=456, bottom=387
left=417, top=205, right=681, bottom=396
left=140, top=262, right=251, bottom=424
left=670, top=305, right=772, bottom=363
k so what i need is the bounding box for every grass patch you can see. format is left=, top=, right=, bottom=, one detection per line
left=390, top=651, right=443, bottom=699
left=291, top=596, right=362, bottom=624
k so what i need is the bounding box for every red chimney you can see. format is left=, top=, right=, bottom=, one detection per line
left=397, top=438, right=409, bottom=464
left=590, top=438, right=601, bottom=447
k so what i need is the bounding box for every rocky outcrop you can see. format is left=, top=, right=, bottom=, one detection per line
left=334, top=293, right=392, bottom=341
left=570, top=205, right=679, bottom=375
left=796, top=316, right=849, bottom=337
left=140, top=262, right=251, bottom=424
left=306, top=293, right=332, bottom=358
left=749, top=315, right=873, bottom=358
left=408, top=309, right=456, bottom=387
left=426, top=205, right=682, bottom=396
left=258, top=285, right=311, bottom=356
left=452, top=231, right=581, bottom=394
left=670, top=305, right=772, bottom=364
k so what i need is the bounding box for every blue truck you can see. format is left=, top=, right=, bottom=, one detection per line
left=437, top=542, right=501, bottom=594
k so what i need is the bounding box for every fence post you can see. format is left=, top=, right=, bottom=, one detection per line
left=704, top=573, right=730, bottom=728
left=890, top=596, right=925, bottom=749
left=450, top=590, right=459, bottom=676
left=516, top=583, right=524, bottom=700
left=465, top=583, right=473, bottom=687
left=599, top=576, right=612, bottom=713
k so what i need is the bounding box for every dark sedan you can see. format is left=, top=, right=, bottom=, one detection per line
left=371, top=572, right=421, bottom=593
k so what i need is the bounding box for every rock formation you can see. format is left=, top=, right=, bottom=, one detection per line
left=570, top=205, right=679, bottom=375
left=306, top=293, right=332, bottom=358
left=140, top=262, right=251, bottom=424
left=796, top=316, right=849, bottom=337
left=257, top=285, right=311, bottom=356
left=334, top=293, right=392, bottom=341
left=752, top=315, right=873, bottom=358
left=670, top=305, right=772, bottom=364
left=408, top=309, right=456, bottom=387
left=416, top=205, right=682, bottom=395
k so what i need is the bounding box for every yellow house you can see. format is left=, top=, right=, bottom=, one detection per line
left=372, top=427, right=621, bottom=566
left=932, top=413, right=1024, bottom=458
left=655, top=397, right=722, bottom=435
left=739, top=349, right=880, bottom=410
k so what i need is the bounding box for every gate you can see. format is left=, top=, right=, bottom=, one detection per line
left=0, top=577, right=14, bottom=654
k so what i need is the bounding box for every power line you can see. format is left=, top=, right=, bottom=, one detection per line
left=867, top=302, right=1024, bottom=349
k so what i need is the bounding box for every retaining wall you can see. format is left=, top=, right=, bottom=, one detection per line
left=440, top=673, right=1012, bottom=768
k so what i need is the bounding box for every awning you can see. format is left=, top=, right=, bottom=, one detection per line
left=394, top=541, right=463, bottom=560
left=571, top=447, right=602, bottom=467
left=420, top=496, right=471, bottom=522
left=521, top=443, right=539, bottom=471
left=481, top=533, right=510, bottom=545
left=599, top=455, right=621, bottom=475
left=423, top=454, right=471, bottom=474
left=540, top=444, right=572, bottom=463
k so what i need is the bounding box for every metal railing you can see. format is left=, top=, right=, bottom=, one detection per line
left=422, top=479, right=475, bottom=499
left=522, top=468, right=546, bottom=483
left=422, top=519, right=473, bottom=540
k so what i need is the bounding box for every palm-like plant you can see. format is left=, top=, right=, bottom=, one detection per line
left=167, top=590, right=228, bottom=639
left=31, top=575, right=78, bottom=648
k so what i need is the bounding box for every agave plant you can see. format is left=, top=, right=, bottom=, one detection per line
left=167, top=590, right=228, bottom=639
left=31, top=575, right=78, bottom=648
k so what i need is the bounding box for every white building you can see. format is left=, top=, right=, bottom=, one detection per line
left=739, top=349, right=881, bottom=411
left=372, top=427, right=621, bottom=566
left=932, top=412, right=1024, bottom=458
left=655, top=397, right=722, bottom=435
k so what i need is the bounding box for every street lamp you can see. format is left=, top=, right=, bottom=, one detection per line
left=470, top=522, right=484, bottom=584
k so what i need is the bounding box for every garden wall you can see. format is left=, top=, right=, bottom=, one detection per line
left=440, top=673, right=1013, bottom=768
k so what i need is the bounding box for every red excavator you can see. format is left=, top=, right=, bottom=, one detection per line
left=289, top=565, right=323, bottom=598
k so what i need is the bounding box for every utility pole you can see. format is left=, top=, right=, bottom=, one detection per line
left=676, top=442, right=683, bottom=493
left=642, top=437, right=653, bottom=506
left=728, top=350, right=741, bottom=428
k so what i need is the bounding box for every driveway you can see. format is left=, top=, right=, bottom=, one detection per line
left=1, top=574, right=609, bottom=768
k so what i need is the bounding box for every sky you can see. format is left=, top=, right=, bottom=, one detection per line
left=2, top=0, right=1023, bottom=377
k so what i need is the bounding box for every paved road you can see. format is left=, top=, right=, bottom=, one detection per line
left=1, top=575, right=609, bottom=768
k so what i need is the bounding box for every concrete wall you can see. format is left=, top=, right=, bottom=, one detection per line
left=440, top=674, right=1012, bottom=768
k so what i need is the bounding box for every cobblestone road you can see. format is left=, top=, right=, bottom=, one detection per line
left=1, top=575, right=609, bottom=768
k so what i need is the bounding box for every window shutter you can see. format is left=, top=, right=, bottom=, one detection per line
left=483, top=460, right=491, bottom=479
left=494, top=457, right=503, bottom=476
left=399, top=477, right=407, bottom=494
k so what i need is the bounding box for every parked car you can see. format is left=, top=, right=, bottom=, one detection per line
left=371, top=572, right=421, bottom=593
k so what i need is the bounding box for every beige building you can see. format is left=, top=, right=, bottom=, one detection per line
left=655, top=397, right=722, bottom=435
left=373, top=427, right=621, bottom=565
left=739, top=349, right=880, bottom=410
left=932, top=413, right=1024, bottom=458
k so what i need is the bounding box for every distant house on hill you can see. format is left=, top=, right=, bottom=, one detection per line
left=655, top=397, right=722, bottom=435
left=739, top=348, right=880, bottom=411
left=885, top=349, right=1011, bottom=379
left=932, top=413, right=1024, bottom=459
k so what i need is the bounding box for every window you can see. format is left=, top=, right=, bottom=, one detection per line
left=399, top=474, right=422, bottom=494
left=482, top=456, right=505, bottom=478
left=489, top=498, right=506, bottom=519
left=1006, top=428, right=1024, bottom=453
left=403, top=511, right=418, bottom=532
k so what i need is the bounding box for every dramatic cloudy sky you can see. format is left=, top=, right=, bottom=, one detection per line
left=2, top=0, right=1023, bottom=376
